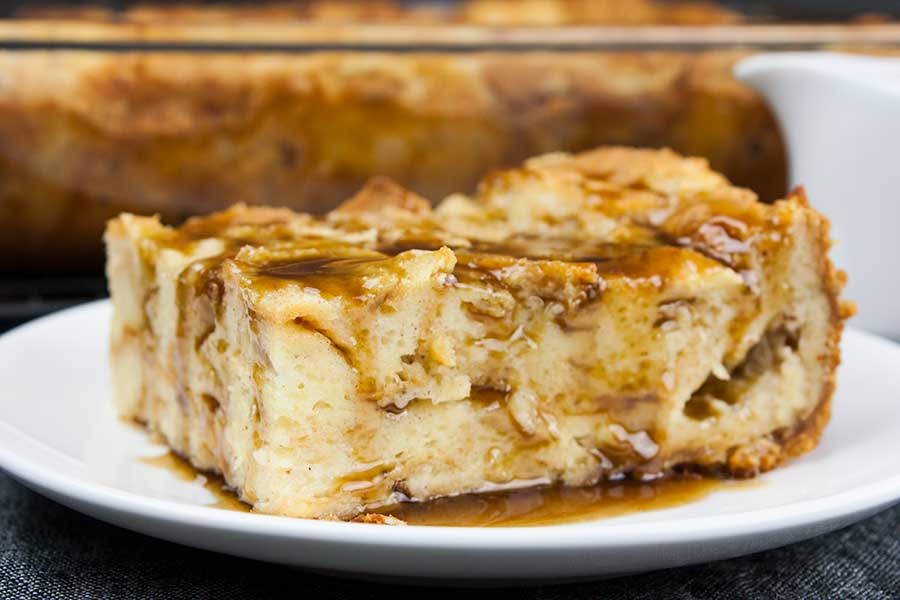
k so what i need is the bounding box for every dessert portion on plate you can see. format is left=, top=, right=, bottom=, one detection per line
left=105, top=146, right=850, bottom=520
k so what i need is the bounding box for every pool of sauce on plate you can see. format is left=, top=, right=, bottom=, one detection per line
left=139, top=452, right=250, bottom=513
left=381, top=477, right=738, bottom=527
left=140, top=452, right=751, bottom=526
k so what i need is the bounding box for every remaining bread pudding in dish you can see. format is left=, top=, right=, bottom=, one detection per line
left=20, top=0, right=741, bottom=25
left=105, top=147, right=850, bottom=520
left=0, top=50, right=785, bottom=272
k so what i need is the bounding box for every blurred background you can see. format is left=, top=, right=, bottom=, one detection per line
left=0, top=0, right=898, bottom=329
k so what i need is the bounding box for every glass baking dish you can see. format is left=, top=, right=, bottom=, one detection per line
left=1, top=1, right=899, bottom=273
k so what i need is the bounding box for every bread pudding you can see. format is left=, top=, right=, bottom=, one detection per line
left=20, top=0, right=740, bottom=25
left=105, top=147, right=850, bottom=519
left=0, top=50, right=784, bottom=272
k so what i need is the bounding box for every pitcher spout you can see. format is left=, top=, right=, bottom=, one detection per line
left=735, top=52, right=900, bottom=116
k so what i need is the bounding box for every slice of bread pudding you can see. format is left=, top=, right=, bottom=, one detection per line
left=105, top=147, right=850, bottom=519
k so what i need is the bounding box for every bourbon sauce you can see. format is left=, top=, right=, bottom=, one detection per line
left=140, top=452, right=747, bottom=526
left=139, top=452, right=250, bottom=513
left=380, top=477, right=730, bottom=527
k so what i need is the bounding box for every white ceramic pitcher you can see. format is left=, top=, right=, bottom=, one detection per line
left=735, top=52, right=900, bottom=338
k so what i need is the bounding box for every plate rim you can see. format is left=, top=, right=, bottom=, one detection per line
left=0, top=299, right=899, bottom=552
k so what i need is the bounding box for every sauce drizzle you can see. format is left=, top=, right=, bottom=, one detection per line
left=140, top=452, right=752, bottom=526
left=380, top=476, right=738, bottom=527
left=140, top=452, right=250, bottom=513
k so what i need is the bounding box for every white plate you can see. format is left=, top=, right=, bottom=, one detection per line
left=0, top=300, right=899, bottom=583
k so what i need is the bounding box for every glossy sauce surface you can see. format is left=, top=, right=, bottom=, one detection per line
left=140, top=452, right=746, bottom=526
left=140, top=452, right=250, bottom=513
left=381, top=477, right=739, bottom=527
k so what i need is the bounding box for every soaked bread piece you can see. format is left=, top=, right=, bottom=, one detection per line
left=105, top=146, right=849, bottom=519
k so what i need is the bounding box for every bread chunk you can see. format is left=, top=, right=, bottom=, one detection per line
left=106, top=146, right=849, bottom=519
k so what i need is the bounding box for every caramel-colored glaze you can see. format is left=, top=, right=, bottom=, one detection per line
left=468, top=238, right=659, bottom=264
left=139, top=452, right=250, bottom=512
left=249, top=252, right=414, bottom=307
left=255, top=255, right=386, bottom=293
left=140, top=451, right=748, bottom=525
left=382, top=476, right=748, bottom=527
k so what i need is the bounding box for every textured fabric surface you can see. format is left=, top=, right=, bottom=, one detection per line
left=0, top=473, right=897, bottom=599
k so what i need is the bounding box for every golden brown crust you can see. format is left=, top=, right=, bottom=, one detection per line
left=334, top=176, right=432, bottom=217
left=724, top=186, right=849, bottom=477
left=771, top=191, right=850, bottom=466
left=350, top=513, right=407, bottom=525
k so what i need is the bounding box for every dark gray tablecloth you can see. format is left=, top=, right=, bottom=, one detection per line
left=1, top=473, right=897, bottom=599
